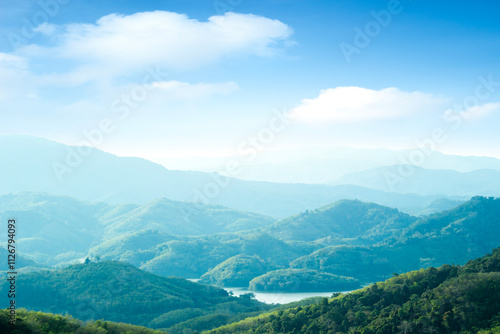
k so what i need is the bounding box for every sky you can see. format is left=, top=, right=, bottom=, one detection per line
left=1, top=0, right=500, bottom=167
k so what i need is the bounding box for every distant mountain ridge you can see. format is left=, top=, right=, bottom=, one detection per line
left=0, top=135, right=459, bottom=217
left=158, top=146, right=500, bottom=184
left=333, top=164, right=500, bottom=196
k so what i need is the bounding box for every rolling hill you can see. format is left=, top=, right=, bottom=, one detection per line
left=93, top=197, right=500, bottom=290
left=0, top=261, right=272, bottom=333
left=0, top=192, right=275, bottom=266
left=264, top=199, right=416, bottom=244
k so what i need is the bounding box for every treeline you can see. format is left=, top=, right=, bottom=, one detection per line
left=207, top=248, right=500, bottom=333
left=0, top=309, right=164, bottom=334
left=0, top=261, right=272, bottom=334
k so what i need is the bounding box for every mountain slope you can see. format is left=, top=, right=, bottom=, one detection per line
left=103, top=198, right=275, bottom=239
left=264, top=200, right=416, bottom=244
left=208, top=248, right=500, bottom=333
left=291, top=196, right=500, bottom=283
left=90, top=197, right=500, bottom=290
left=0, top=261, right=271, bottom=333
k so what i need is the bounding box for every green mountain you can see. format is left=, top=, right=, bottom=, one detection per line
left=0, top=261, right=271, bottom=333
left=201, top=254, right=272, bottom=287
left=89, top=197, right=500, bottom=291
left=264, top=199, right=416, bottom=244
left=290, top=196, right=500, bottom=284
left=106, top=231, right=308, bottom=278
left=102, top=197, right=275, bottom=239
left=248, top=269, right=360, bottom=292
left=207, top=248, right=500, bottom=333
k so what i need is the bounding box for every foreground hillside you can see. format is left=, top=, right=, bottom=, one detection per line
left=208, top=248, right=500, bottom=333
left=0, top=309, right=164, bottom=334
left=0, top=261, right=271, bottom=333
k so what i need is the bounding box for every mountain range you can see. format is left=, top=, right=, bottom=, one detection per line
left=0, top=135, right=472, bottom=218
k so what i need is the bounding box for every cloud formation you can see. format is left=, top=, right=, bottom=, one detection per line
left=460, top=102, right=500, bottom=120
left=23, top=11, right=292, bottom=76
left=290, top=86, right=445, bottom=123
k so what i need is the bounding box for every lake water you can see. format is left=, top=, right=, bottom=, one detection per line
left=224, top=287, right=344, bottom=304
left=187, top=279, right=350, bottom=304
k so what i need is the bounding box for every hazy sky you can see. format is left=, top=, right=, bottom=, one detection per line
left=1, top=0, right=500, bottom=163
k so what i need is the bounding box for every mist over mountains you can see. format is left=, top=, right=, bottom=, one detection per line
left=0, top=135, right=479, bottom=218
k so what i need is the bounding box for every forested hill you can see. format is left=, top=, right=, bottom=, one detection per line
left=208, top=248, right=500, bottom=334
left=0, top=261, right=271, bottom=333
left=0, top=310, right=164, bottom=334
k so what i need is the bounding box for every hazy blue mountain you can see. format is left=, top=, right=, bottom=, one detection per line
left=0, top=261, right=271, bottom=333
left=0, top=247, right=45, bottom=271
left=333, top=164, right=500, bottom=196
left=103, top=198, right=275, bottom=239
left=0, top=135, right=457, bottom=218
left=0, top=193, right=274, bottom=266
left=162, top=146, right=500, bottom=184
left=0, top=193, right=110, bottom=265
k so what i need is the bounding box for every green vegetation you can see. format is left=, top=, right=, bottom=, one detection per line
left=0, top=309, right=164, bottom=334
left=265, top=200, right=416, bottom=244
left=102, top=197, right=275, bottom=239
left=0, top=193, right=275, bottom=267
left=92, top=196, right=500, bottom=292
left=93, top=231, right=309, bottom=279
left=207, top=248, right=500, bottom=333
left=0, top=261, right=272, bottom=333
left=3, top=192, right=500, bottom=294
left=201, top=255, right=271, bottom=287
left=248, top=269, right=360, bottom=292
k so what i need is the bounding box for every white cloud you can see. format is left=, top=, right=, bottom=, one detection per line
left=151, top=81, right=239, bottom=99
left=460, top=102, right=500, bottom=120
left=23, top=11, right=292, bottom=76
left=290, top=86, right=445, bottom=123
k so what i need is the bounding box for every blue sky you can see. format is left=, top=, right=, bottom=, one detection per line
left=1, top=0, right=500, bottom=164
